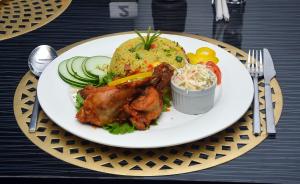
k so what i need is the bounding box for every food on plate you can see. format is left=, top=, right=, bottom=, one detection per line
left=58, top=30, right=223, bottom=134
left=172, top=64, right=217, bottom=91
left=187, top=47, right=219, bottom=65
left=171, top=64, right=217, bottom=115
left=76, top=82, right=145, bottom=127
left=76, top=63, right=174, bottom=130
left=206, top=61, right=222, bottom=85
left=58, top=56, right=112, bottom=88
left=196, top=47, right=216, bottom=58
left=123, top=86, right=162, bottom=130
left=108, top=72, right=152, bottom=86
left=103, top=122, right=135, bottom=134
left=110, top=28, right=186, bottom=76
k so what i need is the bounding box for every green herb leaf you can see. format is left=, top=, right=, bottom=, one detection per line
left=129, top=43, right=143, bottom=53
left=135, top=27, right=161, bottom=51
left=145, top=26, right=151, bottom=47
left=145, top=31, right=160, bottom=50
left=134, top=30, right=146, bottom=45
left=75, top=93, right=84, bottom=111
left=162, top=90, right=171, bottom=112
left=152, top=119, right=158, bottom=125
left=128, top=48, right=135, bottom=53
left=98, top=72, right=116, bottom=86
left=135, top=53, right=142, bottom=60
left=103, top=122, right=135, bottom=135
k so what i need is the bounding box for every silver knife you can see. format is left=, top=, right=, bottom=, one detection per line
left=263, top=48, right=276, bottom=138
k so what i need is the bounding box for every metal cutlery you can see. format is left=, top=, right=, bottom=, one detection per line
left=263, top=48, right=277, bottom=138
left=246, top=50, right=263, bottom=135
left=28, top=45, right=57, bottom=133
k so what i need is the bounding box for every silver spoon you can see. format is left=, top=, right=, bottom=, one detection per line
left=28, top=45, right=58, bottom=133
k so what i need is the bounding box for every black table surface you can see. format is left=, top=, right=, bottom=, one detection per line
left=1, top=0, right=300, bottom=183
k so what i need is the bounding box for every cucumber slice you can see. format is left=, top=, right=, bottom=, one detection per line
left=84, top=56, right=111, bottom=78
left=71, top=57, right=98, bottom=83
left=82, top=59, right=98, bottom=80
left=58, top=59, right=89, bottom=87
left=66, top=56, right=79, bottom=77
left=58, top=72, right=86, bottom=88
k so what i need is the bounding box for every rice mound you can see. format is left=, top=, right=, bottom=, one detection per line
left=110, top=37, right=186, bottom=76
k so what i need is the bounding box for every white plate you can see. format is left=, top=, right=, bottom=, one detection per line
left=37, top=33, right=253, bottom=148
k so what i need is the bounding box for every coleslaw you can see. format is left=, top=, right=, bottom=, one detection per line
left=173, top=64, right=216, bottom=91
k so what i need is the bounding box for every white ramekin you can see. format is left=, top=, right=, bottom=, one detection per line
left=171, top=78, right=216, bottom=115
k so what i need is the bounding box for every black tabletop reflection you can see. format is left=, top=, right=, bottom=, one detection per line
left=1, top=0, right=300, bottom=183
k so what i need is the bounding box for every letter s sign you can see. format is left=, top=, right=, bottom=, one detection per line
left=109, top=2, right=138, bottom=19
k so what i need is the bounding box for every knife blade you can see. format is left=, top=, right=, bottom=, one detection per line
left=264, top=49, right=276, bottom=81
left=263, top=48, right=277, bottom=138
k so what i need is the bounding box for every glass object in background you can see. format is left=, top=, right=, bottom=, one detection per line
left=227, top=0, right=246, bottom=4
left=152, top=0, right=187, bottom=32
left=212, top=0, right=246, bottom=48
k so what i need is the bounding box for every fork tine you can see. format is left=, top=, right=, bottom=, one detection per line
left=247, top=50, right=251, bottom=70
left=251, top=50, right=255, bottom=72
left=255, top=50, right=259, bottom=72
left=259, top=50, right=263, bottom=73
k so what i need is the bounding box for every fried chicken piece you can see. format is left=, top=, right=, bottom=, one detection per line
left=79, top=85, right=98, bottom=99
left=76, top=63, right=174, bottom=129
left=151, top=62, right=174, bottom=92
left=76, top=86, right=135, bottom=126
left=124, top=87, right=163, bottom=130
left=76, top=78, right=152, bottom=126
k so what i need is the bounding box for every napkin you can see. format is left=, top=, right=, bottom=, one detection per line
left=221, top=0, right=230, bottom=21
left=213, top=0, right=230, bottom=22
left=215, top=0, right=223, bottom=21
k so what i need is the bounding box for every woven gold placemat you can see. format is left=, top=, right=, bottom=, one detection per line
left=0, top=0, right=71, bottom=40
left=13, top=32, right=283, bottom=176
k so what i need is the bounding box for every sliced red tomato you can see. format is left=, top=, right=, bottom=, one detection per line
left=206, top=61, right=221, bottom=85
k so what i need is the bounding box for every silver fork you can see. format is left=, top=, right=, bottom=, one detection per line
left=246, top=50, right=263, bottom=135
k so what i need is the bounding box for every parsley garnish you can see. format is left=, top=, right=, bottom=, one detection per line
left=98, top=72, right=116, bottom=86
left=135, top=53, right=142, bottom=60
left=128, top=47, right=135, bottom=53
left=103, top=122, right=135, bottom=135
left=135, top=26, right=161, bottom=51
left=129, top=43, right=143, bottom=53
left=152, top=119, right=158, bottom=125
left=75, top=93, right=84, bottom=111
left=162, top=90, right=171, bottom=112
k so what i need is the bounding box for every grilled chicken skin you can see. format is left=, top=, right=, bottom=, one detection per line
left=76, top=63, right=174, bottom=130
left=124, top=86, right=163, bottom=130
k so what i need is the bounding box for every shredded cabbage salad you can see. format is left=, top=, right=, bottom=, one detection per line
left=173, top=64, right=216, bottom=90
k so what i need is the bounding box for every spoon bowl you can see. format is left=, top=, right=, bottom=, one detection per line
left=28, top=45, right=57, bottom=132
left=28, top=45, right=57, bottom=77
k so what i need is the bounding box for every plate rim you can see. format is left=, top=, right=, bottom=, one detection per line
left=37, top=32, right=254, bottom=148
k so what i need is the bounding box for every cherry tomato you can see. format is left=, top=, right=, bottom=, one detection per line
left=196, top=47, right=216, bottom=58
left=206, top=61, right=221, bottom=85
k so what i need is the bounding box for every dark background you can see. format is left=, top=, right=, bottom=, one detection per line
left=1, top=0, right=300, bottom=183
